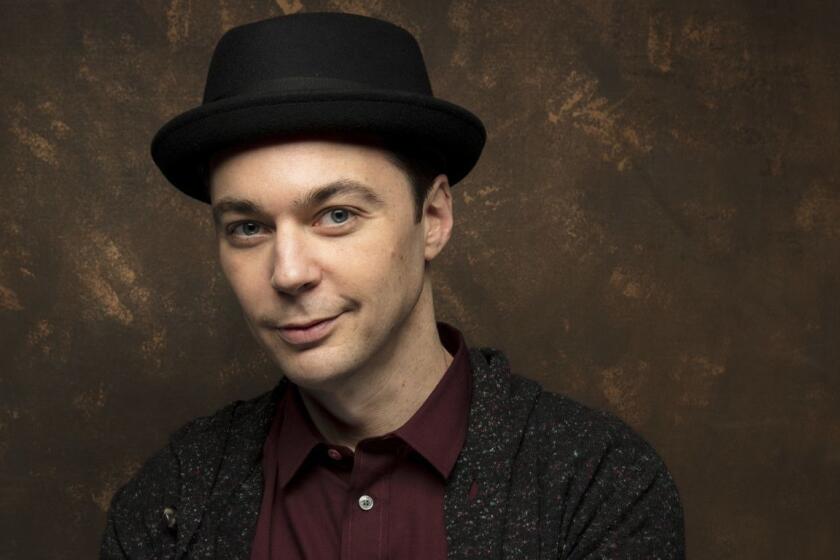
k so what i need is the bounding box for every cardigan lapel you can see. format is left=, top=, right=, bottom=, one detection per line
left=204, top=380, right=284, bottom=559
left=444, top=347, right=542, bottom=559
left=174, top=379, right=288, bottom=560
left=172, top=406, right=234, bottom=560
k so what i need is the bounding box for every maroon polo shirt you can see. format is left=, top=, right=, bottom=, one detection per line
left=250, top=321, right=473, bottom=560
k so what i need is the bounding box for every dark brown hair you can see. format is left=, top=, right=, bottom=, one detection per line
left=378, top=139, right=446, bottom=223
left=202, top=132, right=446, bottom=223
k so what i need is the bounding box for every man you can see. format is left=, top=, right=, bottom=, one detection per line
left=101, top=11, right=685, bottom=559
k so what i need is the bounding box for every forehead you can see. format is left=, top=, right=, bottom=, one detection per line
left=207, top=137, right=421, bottom=231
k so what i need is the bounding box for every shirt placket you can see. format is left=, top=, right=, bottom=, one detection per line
left=340, top=440, right=399, bottom=560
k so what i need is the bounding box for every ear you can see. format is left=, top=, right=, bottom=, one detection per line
left=422, top=174, right=454, bottom=262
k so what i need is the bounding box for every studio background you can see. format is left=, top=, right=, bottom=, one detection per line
left=1, top=1, right=838, bottom=558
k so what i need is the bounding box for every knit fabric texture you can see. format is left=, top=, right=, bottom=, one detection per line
left=100, top=346, right=686, bottom=559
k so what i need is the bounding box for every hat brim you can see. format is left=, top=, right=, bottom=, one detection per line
left=150, top=89, right=486, bottom=204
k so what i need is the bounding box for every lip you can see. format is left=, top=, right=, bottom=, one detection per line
left=275, top=314, right=341, bottom=346
left=280, top=316, right=336, bottom=329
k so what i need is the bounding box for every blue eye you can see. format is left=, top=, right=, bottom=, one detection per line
left=230, top=221, right=262, bottom=236
left=322, top=208, right=355, bottom=225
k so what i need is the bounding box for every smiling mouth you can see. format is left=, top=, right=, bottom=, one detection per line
left=280, top=315, right=337, bottom=329
left=275, top=313, right=342, bottom=345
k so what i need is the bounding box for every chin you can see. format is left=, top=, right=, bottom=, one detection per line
left=266, top=339, right=362, bottom=390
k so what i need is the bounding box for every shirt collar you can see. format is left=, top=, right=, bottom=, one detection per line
left=391, top=321, right=472, bottom=479
left=272, top=320, right=473, bottom=488
left=274, top=382, right=324, bottom=489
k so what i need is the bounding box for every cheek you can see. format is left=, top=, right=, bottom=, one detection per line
left=323, top=235, right=409, bottom=298
left=219, top=249, right=266, bottom=311
left=378, top=228, right=425, bottom=288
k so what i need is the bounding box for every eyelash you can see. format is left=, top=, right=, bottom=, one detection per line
left=226, top=207, right=359, bottom=237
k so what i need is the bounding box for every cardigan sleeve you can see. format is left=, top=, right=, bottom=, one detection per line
left=559, top=413, right=685, bottom=559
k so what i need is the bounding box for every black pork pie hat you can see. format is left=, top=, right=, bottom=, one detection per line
left=151, top=12, right=486, bottom=204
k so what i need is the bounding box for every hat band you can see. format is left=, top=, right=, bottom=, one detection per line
left=206, top=76, right=388, bottom=103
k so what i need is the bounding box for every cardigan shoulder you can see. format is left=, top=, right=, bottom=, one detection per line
left=169, top=381, right=281, bottom=447
left=101, top=425, right=183, bottom=558
left=520, top=384, right=686, bottom=558
left=100, top=383, right=281, bottom=559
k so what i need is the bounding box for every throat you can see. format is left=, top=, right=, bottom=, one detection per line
left=298, top=342, right=452, bottom=450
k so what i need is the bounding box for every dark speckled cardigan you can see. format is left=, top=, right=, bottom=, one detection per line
left=101, top=347, right=685, bottom=559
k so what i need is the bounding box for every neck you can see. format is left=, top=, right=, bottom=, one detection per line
left=296, top=277, right=453, bottom=451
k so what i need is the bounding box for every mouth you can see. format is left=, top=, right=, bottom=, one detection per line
left=275, top=313, right=342, bottom=346
left=280, top=316, right=336, bottom=329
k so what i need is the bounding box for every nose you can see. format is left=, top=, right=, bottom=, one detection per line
left=269, top=225, right=321, bottom=296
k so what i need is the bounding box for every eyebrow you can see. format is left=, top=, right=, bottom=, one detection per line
left=211, top=179, right=386, bottom=227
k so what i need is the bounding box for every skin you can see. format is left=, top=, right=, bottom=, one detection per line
left=208, top=137, right=455, bottom=451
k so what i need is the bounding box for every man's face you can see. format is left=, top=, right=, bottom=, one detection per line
left=209, top=138, right=446, bottom=391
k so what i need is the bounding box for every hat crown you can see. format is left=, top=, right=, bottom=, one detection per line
left=203, top=12, right=433, bottom=103
left=152, top=11, right=485, bottom=204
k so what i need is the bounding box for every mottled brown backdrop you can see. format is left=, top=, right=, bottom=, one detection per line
left=2, top=0, right=838, bottom=558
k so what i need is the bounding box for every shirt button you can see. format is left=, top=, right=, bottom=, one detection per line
left=358, top=494, right=374, bottom=511
left=327, top=448, right=342, bottom=460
